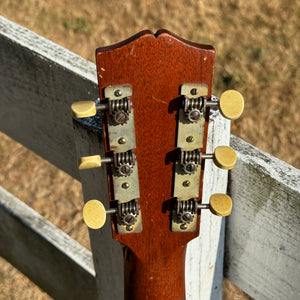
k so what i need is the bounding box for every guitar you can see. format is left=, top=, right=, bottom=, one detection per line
left=71, top=30, right=244, bottom=300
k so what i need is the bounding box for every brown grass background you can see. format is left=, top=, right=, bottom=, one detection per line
left=0, top=0, right=299, bottom=299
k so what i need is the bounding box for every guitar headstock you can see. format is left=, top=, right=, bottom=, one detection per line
left=71, top=30, right=244, bottom=299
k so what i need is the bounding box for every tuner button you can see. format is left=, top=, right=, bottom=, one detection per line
left=213, top=146, right=237, bottom=170
left=83, top=200, right=107, bottom=229
left=219, top=90, right=244, bottom=120
left=209, top=194, right=232, bottom=216
left=71, top=101, right=97, bottom=118
left=78, top=155, right=102, bottom=170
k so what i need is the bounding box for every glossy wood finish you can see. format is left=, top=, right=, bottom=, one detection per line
left=96, top=30, right=215, bottom=300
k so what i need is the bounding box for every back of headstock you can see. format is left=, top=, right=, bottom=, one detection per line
left=71, top=30, right=244, bottom=300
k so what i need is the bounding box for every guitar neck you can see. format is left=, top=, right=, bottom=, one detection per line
left=124, top=245, right=186, bottom=299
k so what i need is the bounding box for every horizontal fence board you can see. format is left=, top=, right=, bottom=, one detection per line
left=225, top=136, right=300, bottom=300
left=0, top=186, right=96, bottom=300
left=0, top=16, right=100, bottom=180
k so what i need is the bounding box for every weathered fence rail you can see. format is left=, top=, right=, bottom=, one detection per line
left=226, top=136, right=300, bottom=299
left=0, top=185, right=96, bottom=299
left=0, top=16, right=299, bottom=300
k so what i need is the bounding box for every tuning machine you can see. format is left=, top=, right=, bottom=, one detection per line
left=182, top=89, right=244, bottom=121
left=71, top=85, right=132, bottom=124
left=181, top=83, right=244, bottom=122
left=180, top=146, right=237, bottom=174
left=83, top=199, right=142, bottom=233
left=174, top=194, right=232, bottom=231
left=78, top=150, right=136, bottom=177
left=178, top=84, right=244, bottom=150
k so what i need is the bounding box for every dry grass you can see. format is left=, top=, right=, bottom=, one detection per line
left=0, top=0, right=299, bottom=299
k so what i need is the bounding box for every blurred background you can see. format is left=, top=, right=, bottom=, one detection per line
left=0, top=0, right=299, bottom=298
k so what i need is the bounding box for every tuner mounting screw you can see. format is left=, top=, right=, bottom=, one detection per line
left=180, top=223, right=188, bottom=230
left=121, top=182, right=130, bottom=189
left=118, top=137, right=127, bottom=144
left=183, top=180, right=190, bottom=187
left=126, top=225, right=133, bottom=231
left=190, top=88, right=198, bottom=95
left=114, top=89, right=122, bottom=97
left=186, top=136, right=194, bottom=143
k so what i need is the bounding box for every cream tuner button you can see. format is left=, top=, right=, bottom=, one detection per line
left=71, top=101, right=109, bottom=118
left=209, top=194, right=232, bottom=216
left=83, top=200, right=107, bottom=229
left=201, top=146, right=237, bottom=170
left=219, top=90, right=244, bottom=120
left=213, top=146, right=237, bottom=170
left=83, top=200, right=117, bottom=229
left=78, top=155, right=113, bottom=170
left=71, top=101, right=97, bottom=118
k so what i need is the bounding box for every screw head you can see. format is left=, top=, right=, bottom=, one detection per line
left=114, top=111, right=128, bottom=124
left=124, top=214, right=136, bottom=225
left=118, top=164, right=132, bottom=176
left=114, top=89, right=122, bottom=97
left=181, top=212, right=193, bottom=223
left=126, top=225, right=133, bottom=231
left=183, top=180, right=190, bottom=187
left=183, top=162, right=197, bottom=174
left=190, top=88, right=198, bottom=96
left=188, top=109, right=202, bottom=122
left=118, top=137, right=127, bottom=144
left=186, top=136, right=194, bottom=143
left=180, top=223, right=188, bottom=230
left=121, top=182, right=130, bottom=189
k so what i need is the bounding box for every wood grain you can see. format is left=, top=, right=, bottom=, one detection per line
left=96, top=30, right=215, bottom=300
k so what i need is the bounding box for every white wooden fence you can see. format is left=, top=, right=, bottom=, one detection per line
left=0, top=16, right=299, bottom=300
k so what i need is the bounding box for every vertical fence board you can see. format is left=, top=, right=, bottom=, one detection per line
left=73, top=118, right=124, bottom=300
left=186, top=107, right=231, bottom=300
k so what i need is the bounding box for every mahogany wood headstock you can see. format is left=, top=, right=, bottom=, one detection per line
left=71, top=30, right=244, bottom=300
